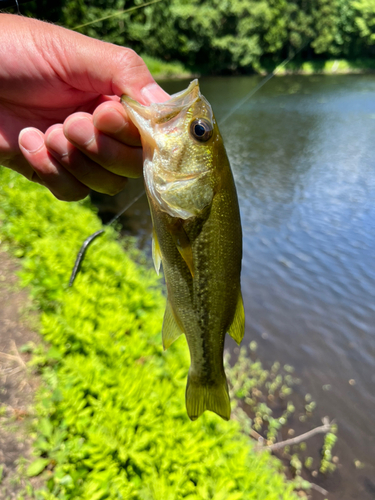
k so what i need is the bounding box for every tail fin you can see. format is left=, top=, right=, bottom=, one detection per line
left=186, top=372, right=231, bottom=421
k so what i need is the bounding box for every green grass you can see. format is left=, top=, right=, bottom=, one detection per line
left=270, top=57, right=375, bottom=75
left=0, top=166, right=299, bottom=499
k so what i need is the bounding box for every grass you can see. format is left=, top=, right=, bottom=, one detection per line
left=142, top=55, right=192, bottom=80
left=268, top=57, right=375, bottom=75
left=0, top=166, right=301, bottom=500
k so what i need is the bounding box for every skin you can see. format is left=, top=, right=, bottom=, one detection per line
left=0, top=13, right=169, bottom=201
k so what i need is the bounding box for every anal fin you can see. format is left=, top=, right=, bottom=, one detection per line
left=162, top=300, right=184, bottom=350
left=228, top=292, right=245, bottom=345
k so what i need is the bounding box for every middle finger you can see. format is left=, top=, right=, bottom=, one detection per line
left=63, top=112, right=143, bottom=178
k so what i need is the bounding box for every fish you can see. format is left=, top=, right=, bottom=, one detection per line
left=121, top=79, right=244, bottom=421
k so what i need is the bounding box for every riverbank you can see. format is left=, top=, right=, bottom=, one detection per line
left=274, top=58, right=375, bottom=75
left=148, top=57, right=375, bottom=80
left=0, top=167, right=301, bottom=499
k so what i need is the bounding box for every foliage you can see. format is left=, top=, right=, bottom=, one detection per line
left=0, top=167, right=300, bottom=499
left=5, top=0, right=374, bottom=74
left=352, top=0, right=375, bottom=46
left=225, top=345, right=300, bottom=443
left=320, top=426, right=338, bottom=474
left=275, top=57, right=375, bottom=74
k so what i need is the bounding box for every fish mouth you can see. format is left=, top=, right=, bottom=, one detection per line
left=121, top=79, right=201, bottom=125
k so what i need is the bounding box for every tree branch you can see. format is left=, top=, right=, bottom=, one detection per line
left=257, top=417, right=333, bottom=452
left=0, top=340, right=26, bottom=369
left=310, top=482, right=329, bottom=496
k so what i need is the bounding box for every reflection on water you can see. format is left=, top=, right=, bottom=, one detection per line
left=94, top=75, right=375, bottom=499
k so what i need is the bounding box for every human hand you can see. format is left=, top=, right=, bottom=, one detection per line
left=0, top=14, right=169, bottom=201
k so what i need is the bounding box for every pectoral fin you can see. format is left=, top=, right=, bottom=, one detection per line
left=152, top=228, right=162, bottom=275
left=170, top=222, right=194, bottom=278
left=228, top=292, right=245, bottom=345
left=162, top=300, right=184, bottom=350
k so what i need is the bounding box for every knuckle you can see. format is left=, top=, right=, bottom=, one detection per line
left=115, top=47, right=147, bottom=73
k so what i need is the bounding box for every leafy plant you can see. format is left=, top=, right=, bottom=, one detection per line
left=225, top=342, right=338, bottom=482
left=225, top=344, right=302, bottom=444
left=320, top=427, right=338, bottom=474
left=0, top=167, right=300, bottom=499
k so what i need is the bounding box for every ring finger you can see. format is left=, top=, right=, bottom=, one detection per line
left=45, top=125, right=129, bottom=195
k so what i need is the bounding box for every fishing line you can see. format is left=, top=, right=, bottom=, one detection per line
left=220, top=44, right=308, bottom=125
left=69, top=27, right=308, bottom=285
left=0, top=0, right=24, bottom=10
left=72, top=0, right=163, bottom=31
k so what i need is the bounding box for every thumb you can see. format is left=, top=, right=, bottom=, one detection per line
left=46, top=22, right=169, bottom=104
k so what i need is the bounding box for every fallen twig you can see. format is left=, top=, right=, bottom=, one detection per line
left=257, top=417, right=333, bottom=452
left=0, top=365, right=23, bottom=375
left=10, top=340, right=26, bottom=368
left=0, top=351, right=21, bottom=362
left=309, top=482, right=329, bottom=496
left=0, top=341, right=26, bottom=369
left=249, top=428, right=265, bottom=442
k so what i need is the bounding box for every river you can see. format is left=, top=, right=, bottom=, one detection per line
left=92, top=74, right=375, bottom=500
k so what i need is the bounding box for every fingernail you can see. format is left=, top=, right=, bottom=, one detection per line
left=46, top=128, right=69, bottom=157
left=65, top=117, right=94, bottom=146
left=19, top=128, right=44, bottom=153
left=141, top=83, right=169, bottom=104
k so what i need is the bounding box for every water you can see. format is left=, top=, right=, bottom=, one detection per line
left=94, top=75, right=375, bottom=499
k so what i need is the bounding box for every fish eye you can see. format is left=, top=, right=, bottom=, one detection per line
left=190, top=119, right=213, bottom=142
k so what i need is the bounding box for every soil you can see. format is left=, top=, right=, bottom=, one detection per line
left=0, top=245, right=42, bottom=499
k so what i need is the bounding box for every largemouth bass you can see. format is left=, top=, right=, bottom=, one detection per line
left=122, top=80, right=244, bottom=421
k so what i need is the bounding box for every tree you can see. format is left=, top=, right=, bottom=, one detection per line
left=352, top=0, right=375, bottom=48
